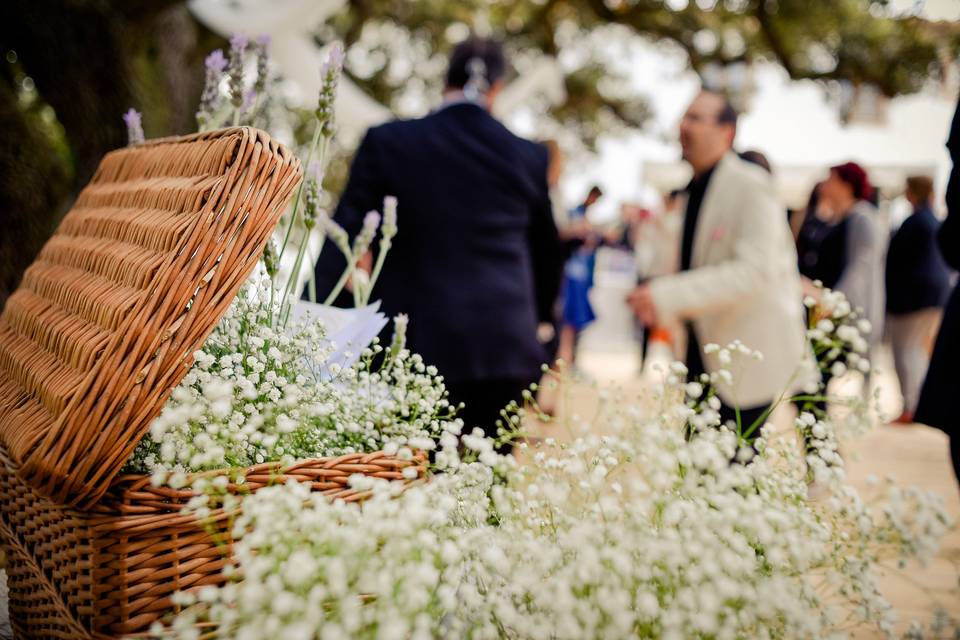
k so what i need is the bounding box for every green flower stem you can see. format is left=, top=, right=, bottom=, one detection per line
left=278, top=122, right=323, bottom=261
left=361, top=238, right=392, bottom=307
left=308, top=264, right=318, bottom=303
left=279, top=132, right=330, bottom=324
left=280, top=227, right=312, bottom=326
left=740, top=365, right=807, bottom=440
left=323, top=256, right=355, bottom=306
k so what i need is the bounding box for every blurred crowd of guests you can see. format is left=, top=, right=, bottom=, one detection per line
left=311, top=36, right=960, bottom=483
left=560, top=97, right=958, bottom=481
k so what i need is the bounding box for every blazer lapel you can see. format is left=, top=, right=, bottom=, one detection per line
left=690, top=152, right=736, bottom=268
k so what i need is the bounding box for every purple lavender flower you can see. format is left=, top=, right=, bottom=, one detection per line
left=307, top=161, right=325, bottom=187
left=197, top=50, right=228, bottom=129
left=390, top=313, right=408, bottom=353
left=254, top=34, right=271, bottom=94
left=362, top=211, right=381, bottom=232
left=195, top=50, right=229, bottom=128
left=122, top=108, right=144, bottom=146
left=303, top=161, right=325, bottom=230
left=352, top=210, right=381, bottom=255
left=322, top=214, right=351, bottom=256
left=320, top=42, right=344, bottom=81
left=381, top=196, right=398, bottom=239
left=261, top=238, right=279, bottom=277
left=229, top=33, right=249, bottom=54
left=241, top=88, right=257, bottom=115
left=205, top=49, right=227, bottom=74
left=228, top=33, right=249, bottom=110
left=316, top=42, right=345, bottom=137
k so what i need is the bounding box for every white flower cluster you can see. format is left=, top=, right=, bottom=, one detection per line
left=805, top=285, right=872, bottom=379
left=796, top=410, right=845, bottom=486
left=157, top=368, right=953, bottom=640
left=127, top=277, right=451, bottom=483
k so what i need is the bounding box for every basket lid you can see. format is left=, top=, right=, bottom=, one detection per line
left=0, top=127, right=301, bottom=508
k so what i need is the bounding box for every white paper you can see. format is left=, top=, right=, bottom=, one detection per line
left=289, top=300, right=389, bottom=380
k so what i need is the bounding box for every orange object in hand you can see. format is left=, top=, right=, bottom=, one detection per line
left=649, top=326, right=672, bottom=343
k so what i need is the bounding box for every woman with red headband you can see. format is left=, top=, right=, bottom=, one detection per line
left=809, top=162, right=886, bottom=347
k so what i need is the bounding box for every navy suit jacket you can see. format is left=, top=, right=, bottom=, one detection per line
left=916, top=98, right=960, bottom=432
left=885, top=206, right=950, bottom=314
left=310, top=102, right=561, bottom=384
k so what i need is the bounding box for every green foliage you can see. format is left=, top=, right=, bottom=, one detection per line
left=325, top=0, right=956, bottom=148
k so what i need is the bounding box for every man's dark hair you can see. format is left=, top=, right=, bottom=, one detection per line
left=703, top=89, right=738, bottom=129
left=446, top=37, right=507, bottom=90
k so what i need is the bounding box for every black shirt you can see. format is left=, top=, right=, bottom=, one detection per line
left=680, top=164, right=716, bottom=378
left=680, top=165, right=716, bottom=271
left=797, top=213, right=848, bottom=289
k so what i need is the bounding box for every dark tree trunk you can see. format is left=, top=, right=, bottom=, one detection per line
left=0, top=0, right=208, bottom=308
left=0, top=64, right=71, bottom=306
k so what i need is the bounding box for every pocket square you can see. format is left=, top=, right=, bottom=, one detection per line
left=710, top=226, right=728, bottom=241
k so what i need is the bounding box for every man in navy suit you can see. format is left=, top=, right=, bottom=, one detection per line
left=917, top=98, right=960, bottom=484
left=885, top=175, right=951, bottom=424
left=310, top=37, right=561, bottom=451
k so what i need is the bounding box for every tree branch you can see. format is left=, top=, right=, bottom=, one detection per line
left=753, top=0, right=796, bottom=76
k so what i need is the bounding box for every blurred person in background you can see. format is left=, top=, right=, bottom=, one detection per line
left=537, top=138, right=567, bottom=364
left=885, top=175, right=951, bottom=424
left=310, top=36, right=561, bottom=452
left=793, top=181, right=826, bottom=248
left=542, top=139, right=567, bottom=227
left=802, top=163, right=885, bottom=347
left=917, top=99, right=960, bottom=485
left=793, top=164, right=883, bottom=416
left=633, top=189, right=685, bottom=368
left=627, top=90, right=808, bottom=437
left=556, top=185, right=604, bottom=367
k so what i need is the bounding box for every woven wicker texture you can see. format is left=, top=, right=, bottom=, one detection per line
left=0, top=127, right=302, bottom=509
left=0, top=127, right=431, bottom=638
left=0, top=447, right=425, bottom=638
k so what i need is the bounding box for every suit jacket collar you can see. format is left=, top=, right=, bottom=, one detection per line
left=690, top=151, right=739, bottom=268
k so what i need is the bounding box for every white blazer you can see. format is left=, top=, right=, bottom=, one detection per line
left=648, top=152, right=811, bottom=407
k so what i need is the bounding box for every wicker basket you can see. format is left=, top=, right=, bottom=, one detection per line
left=0, top=128, right=422, bottom=638
left=0, top=449, right=425, bottom=638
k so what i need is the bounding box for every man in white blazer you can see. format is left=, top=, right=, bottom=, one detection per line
left=628, top=91, right=809, bottom=435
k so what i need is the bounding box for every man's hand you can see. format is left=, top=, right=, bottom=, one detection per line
left=627, top=283, right=658, bottom=327
left=345, top=250, right=374, bottom=293
left=800, top=276, right=822, bottom=302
